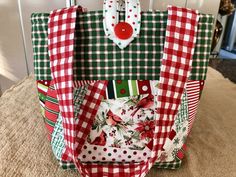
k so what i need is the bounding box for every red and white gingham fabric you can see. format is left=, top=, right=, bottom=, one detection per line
left=151, top=6, right=199, bottom=164
left=48, top=5, right=199, bottom=177
left=48, top=7, right=77, bottom=161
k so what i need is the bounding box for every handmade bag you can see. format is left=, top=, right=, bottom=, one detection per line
left=31, top=2, right=214, bottom=176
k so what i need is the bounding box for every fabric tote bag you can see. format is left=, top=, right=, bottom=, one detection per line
left=31, top=1, right=214, bottom=176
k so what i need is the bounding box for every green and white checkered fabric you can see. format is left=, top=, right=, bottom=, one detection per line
left=59, top=158, right=182, bottom=170
left=59, top=161, right=75, bottom=169
left=51, top=113, right=64, bottom=160
left=58, top=155, right=182, bottom=170
left=175, top=91, right=188, bottom=133
left=59, top=160, right=182, bottom=170
left=51, top=87, right=88, bottom=165
left=74, top=11, right=214, bottom=81
left=73, top=86, right=88, bottom=118
left=191, top=16, right=214, bottom=80
left=31, top=13, right=51, bottom=80
left=155, top=159, right=182, bottom=169
left=31, top=11, right=214, bottom=81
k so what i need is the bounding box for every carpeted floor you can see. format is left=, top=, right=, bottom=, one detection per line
left=0, top=67, right=236, bottom=177
left=209, top=59, right=236, bottom=84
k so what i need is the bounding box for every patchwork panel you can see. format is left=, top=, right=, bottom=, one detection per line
left=51, top=80, right=189, bottom=163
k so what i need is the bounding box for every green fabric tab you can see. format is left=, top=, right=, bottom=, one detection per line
left=115, top=80, right=130, bottom=97
left=131, top=80, right=138, bottom=95
left=38, top=92, right=46, bottom=102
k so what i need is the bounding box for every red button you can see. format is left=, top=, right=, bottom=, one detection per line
left=114, top=22, right=133, bottom=40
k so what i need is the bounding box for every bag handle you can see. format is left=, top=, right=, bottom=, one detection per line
left=48, top=5, right=199, bottom=177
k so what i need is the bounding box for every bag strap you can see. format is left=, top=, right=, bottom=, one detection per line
left=48, top=5, right=199, bottom=177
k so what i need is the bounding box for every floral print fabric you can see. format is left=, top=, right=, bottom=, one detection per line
left=90, top=93, right=156, bottom=150
left=74, top=80, right=189, bottom=162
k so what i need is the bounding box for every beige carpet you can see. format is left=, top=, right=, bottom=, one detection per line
left=0, top=67, right=236, bottom=177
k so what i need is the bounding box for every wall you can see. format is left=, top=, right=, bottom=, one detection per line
left=0, top=0, right=27, bottom=95
left=0, top=0, right=65, bottom=95
left=20, top=0, right=65, bottom=76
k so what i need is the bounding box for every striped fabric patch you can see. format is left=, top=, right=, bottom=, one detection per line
left=186, top=80, right=203, bottom=134
left=37, top=81, right=50, bottom=100
left=44, top=82, right=60, bottom=140
left=104, top=80, right=157, bottom=99
left=37, top=80, right=50, bottom=117
left=37, top=80, right=60, bottom=140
